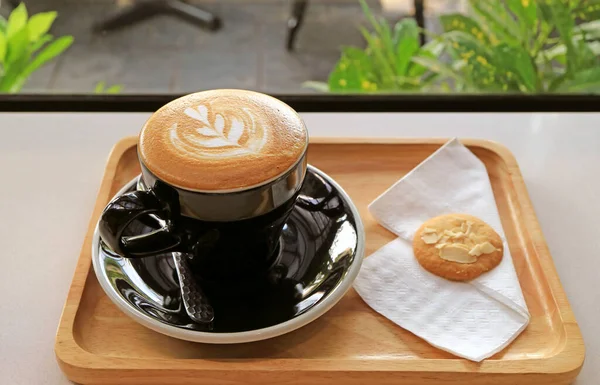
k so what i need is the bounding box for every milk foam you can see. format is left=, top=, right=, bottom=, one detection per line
left=139, top=89, right=308, bottom=192
left=169, top=102, right=269, bottom=161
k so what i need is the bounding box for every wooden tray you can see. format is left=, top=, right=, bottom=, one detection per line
left=55, top=137, right=584, bottom=385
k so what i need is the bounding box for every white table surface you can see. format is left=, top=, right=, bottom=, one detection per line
left=0, top=112, right=598, bottom=384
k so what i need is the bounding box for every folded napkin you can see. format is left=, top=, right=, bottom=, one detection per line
left=354, top=138, right=530, bottom=362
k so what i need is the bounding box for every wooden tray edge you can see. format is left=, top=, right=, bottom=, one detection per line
left=55, top=137, right=138, bottom=374
left=54, top=136, right=584, bottom=380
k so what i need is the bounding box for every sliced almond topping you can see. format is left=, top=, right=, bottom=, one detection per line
left=465, top=221, right=473, bottom=235
left=438, top=235, right=450, bottom=244
left=435, top=242, right=448, bottom=249
left=469, top=244, right=483, bottom=257
left=461, top=222, right=468, bottom=232
left=421, top=232, right=440, bottom=244
left=439, top=244, right=477, bottom=264
left=423, top=227, right=438, bottom=234
left=444, top=229, right=465, bottom=239
left=469, top=232, right=485, bottom=244
left=451, top=227, right=462, bottom=233
left=480, top=242, right=497, bottom=254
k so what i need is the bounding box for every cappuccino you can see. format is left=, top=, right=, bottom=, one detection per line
left=139, top=89, right=308, bottom=192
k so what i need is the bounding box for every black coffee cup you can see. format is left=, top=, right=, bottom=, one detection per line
left=98, top=90, right=308, bottom=286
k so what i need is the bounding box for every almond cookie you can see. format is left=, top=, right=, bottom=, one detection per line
left=413, top=213, right=503, bottom=281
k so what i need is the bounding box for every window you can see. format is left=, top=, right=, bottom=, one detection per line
left=2, top=0, right=599, bottom=95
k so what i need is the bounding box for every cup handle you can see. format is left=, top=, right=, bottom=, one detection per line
left=98, top=189, right=182, bottom=257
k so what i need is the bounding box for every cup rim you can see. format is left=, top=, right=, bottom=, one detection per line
left=137, top=89, right=310, bottom=195
left=137, top=144, right=308, bottom=196
left=91, top=165, right=365, bottom=344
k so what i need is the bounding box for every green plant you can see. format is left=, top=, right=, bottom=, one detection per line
left=0, top=3, right=73, bottom=93
left=417, top=0, right=600, bottom=92
left=314, top=0, right=600, bottom=93
left=94, top=81, right=123, bottom=94
left=305, top=0, right=443, bottom=93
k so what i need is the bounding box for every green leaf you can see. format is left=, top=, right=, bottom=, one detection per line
left=31, top=34, right=53, bottom=53
left=494, top=43, right=537, bottom=92
left=301, top=81, right=329, bottom=92
left=468, top=0, right=520, bottom=45
left=27, top=12, right=56, bottom=42
left=394, top=19, right=419, bottom=76
left=407, top=38, right=443, bottom=77
left=440, top=14, right=489, bottom=44
left=0, top=49, right=30, bottom=92
left=6, top=3, right=28, bottom=39
left=20, top=35, right=73, bottom=80
left=94, top=81, right=105, bottom=93
left=0, top=32, right=6, bottom=64
left=508, top=0, right=537, bottom=27
left=548, top=73, right=570, bottom=92
left=506, top=0, right=537, bottom=45
left=442, top=31, right=499, bottom=90
left=539, top=1, right=576, bottom=72
left=106, top=84, right=123, bottom=94
left=559, top=67, right=600, bottom=92
left=6, top=26, right=29, bottom=64
left=411, top=55, right=468, bottom=87
left=328, top=47, right=377, bottom=92
left=575, top=39, right=600, bottom=69
left=379, top=18, right=398, bottom=75
left=0, top=16, right=7, bottom=34
left=417, top=72, right=441, bottom=91
left=359, top=0, right=382, bottom=36
left=359, top=27, right=395, bottom=87
left=541, top=39, right=600, bottom=68
left=574, top=0, right=600, bottom=21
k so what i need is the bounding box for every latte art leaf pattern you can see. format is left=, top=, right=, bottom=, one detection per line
left=169, top=103, right=268, bottom=159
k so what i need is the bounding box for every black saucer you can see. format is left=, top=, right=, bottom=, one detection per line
left=93, top=166, right=364, bottom=342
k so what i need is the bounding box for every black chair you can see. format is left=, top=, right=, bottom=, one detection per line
left=286, top=0, right=426, bottom=51
left=92, top=0, right=221, bottom=33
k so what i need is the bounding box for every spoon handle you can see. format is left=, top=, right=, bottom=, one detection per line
left=173, top=253, right=215, bottom=325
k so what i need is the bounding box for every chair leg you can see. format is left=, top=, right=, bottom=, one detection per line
left=286, top=0, right=309, bottom=52
left=93, top=0, right=164, bottom=33
left=167, top=0, right=221, bottom=30
left=414, top=0, right=425, bottom=46
left=93, top=0, right=221, bottom=33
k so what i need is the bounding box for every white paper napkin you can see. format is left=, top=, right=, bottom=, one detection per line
left=353, top=138, right=530, bottom=362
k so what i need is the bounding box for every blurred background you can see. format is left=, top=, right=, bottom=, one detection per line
left=0, top=0, right=598, bottom=95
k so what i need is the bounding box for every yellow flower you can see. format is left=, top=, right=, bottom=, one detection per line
left=476, top=56, right=489, bottom=66
left=339, top=63, right=347, bottom=70
left=461, top=51, right=474, bottom=60
left=339, top=79, right=347, bottom=87
left=522, top=0, right=530, bottom=7
left=361, top=80, right=372, bottom=90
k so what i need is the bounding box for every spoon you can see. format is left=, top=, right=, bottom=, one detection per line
left=172, top=253, right=215, bottom=325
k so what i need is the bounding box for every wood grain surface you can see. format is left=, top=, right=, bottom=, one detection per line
left=55, top=137, right=584, bottom=385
